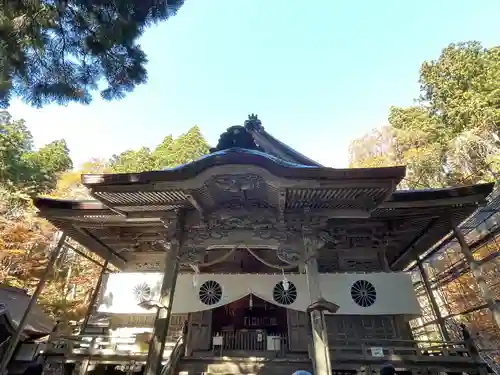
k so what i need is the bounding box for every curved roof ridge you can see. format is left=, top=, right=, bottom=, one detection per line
left=244, top=115, right=323, bottom=167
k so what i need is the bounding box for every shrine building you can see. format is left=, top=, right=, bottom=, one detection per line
left=2, top=115, right=497, bottom=375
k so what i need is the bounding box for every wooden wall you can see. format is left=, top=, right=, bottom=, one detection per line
left=325, top=315, right=413, bottom=341
left=109, top=313, right=188, bottom=338
left=286, top=310, right=413, bottom=352
left=187, top=310, right=212, bottom=351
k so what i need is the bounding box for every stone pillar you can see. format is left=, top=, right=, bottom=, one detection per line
left=0, top=232, right=67, bottom=375
left=453, top=225, right=500, bottom=329
left=143, top=219, right=183, bottom=375
left=416, top=259, right=450, bottom=341
left=80, top=259, right=109, bottom=333
left=303, top=236, right=332, bottom=375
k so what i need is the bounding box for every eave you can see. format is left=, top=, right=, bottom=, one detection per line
left=33, top=183, right=493, bottom=271
left=81, top=148, right=404, bottom=187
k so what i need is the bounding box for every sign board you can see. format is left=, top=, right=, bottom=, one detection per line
left=212, top=335, right=223, bottom=346
left=370, top=347, right=385, bottom=357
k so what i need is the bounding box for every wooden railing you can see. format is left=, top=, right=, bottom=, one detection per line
left=43, top=333, right=179, bottom=358
left=212, top=332, right=287, bottom=357
left=327, top=338, right=481, bottom=362
left=43, top=333, right=489, bottom=370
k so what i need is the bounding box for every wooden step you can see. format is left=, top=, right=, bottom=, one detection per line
left=178, top=357, right=313, bottom=375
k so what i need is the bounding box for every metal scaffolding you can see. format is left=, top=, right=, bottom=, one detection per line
left=408, top=186, right=500, bottom=355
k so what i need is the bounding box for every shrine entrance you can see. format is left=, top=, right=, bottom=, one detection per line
left=211, top=295, right=288, bottom=353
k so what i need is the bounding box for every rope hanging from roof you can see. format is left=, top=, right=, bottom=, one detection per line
left=187, top=245, right=301, bottom=271
left=243, top=246, right=298, bottom=270
left=187, top=245, right=238, bottom=268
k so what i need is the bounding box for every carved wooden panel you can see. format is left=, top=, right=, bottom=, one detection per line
left=287, top=310, right=309, bottom=351
left=188, top=310, right=212, bottom=351
left=325, top=315, right=400, bottom=341
left=338, top=250, right=381, bottom=272
left=318, top=250, right=382, bottom=272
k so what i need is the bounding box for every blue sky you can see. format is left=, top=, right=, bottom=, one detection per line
left=8, top=0, right=500, bottom=169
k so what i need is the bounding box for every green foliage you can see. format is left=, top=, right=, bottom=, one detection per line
left=55, top=158, right=111, bottom=199
left=419, top=42, right=500, bottom=136
left=158, top=126, right=210, bottom=168
left=109, top=126, right=210, bottom=173
left=349, top=42, right=500, bottom=189
left=1, top=112, right=210, bottom=324
left=109, top=147, right=156, bottom=173
left=0, top=110, right=72, bottom=196
left=0, top=0, right=184, bottom=108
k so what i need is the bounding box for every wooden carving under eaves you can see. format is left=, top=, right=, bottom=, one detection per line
left=178, top=246, right=206, bottom=265
left=212, top=173, right=262, bottom=193
left=181, top=206, right=334, bottom=249
left=132, top=240, right=169, bottom=253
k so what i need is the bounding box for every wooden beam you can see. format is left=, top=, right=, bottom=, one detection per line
left=74, top=226, right=127, bottom=265
left=97, top=234, right=166, bottom=241
left=453, top=224, right=500, bottom=329
left=185, top=193, right=204, bottom=216
left=379, top=193, right=487, bottom=209
left=416, top=258, right=451, bottom=341
left=80, top=258, right=109, bottom=332
left=0, top=232, right=67, bottom=373
left=79, top=221, right=164, bottom=228
left=38, top=208, right=117, bottom=218
left=64, top=242, right=114, bottom=271
left=390, top=217, right=439, bottom=269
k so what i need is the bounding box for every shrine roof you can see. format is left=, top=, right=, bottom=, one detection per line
left=33, top=182, right=494, bottom=271
left=81, top=148, right=404, bottom=187
left=214, top=113, right=323, bottom=166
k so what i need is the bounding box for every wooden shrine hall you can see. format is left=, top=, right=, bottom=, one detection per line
left=2, top=115, right=498, bottom=375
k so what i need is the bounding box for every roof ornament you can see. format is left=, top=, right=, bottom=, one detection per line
left=244, top=113, right=264, bottom=132
left=209, top=114, right=262, bottom=152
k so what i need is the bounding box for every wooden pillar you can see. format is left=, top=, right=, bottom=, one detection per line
left=416, top=259, right=451, bottom=341
left=80, top=258, right=109, bottom=333
left=378, top=248, right=391, bottom=272
left=303, top=236, right=332, bottom=375
left=0, top=232, right=67, bottom=375
left=143, top=220, right=183, bottom=375
left=78, top=359, right=90, bottom=375
left=453, top=225, right=500, bottom=329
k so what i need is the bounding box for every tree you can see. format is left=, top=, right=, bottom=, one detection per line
left=0, top=111, right=72, bottom=197
left=109, top=125, right=210, bottom=172
left=160, top=126, right=210, bottom=167
left=109, top=146, right=156, bottom=173
left=0, top=0, right=185, bottom=108
left=1, top=118, right=211, bottom=325
left=350, top=41, right=500, bottom=349
left=349, top=42, right=500, bottom=188
left=55, top=158, right=110, bottom=199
